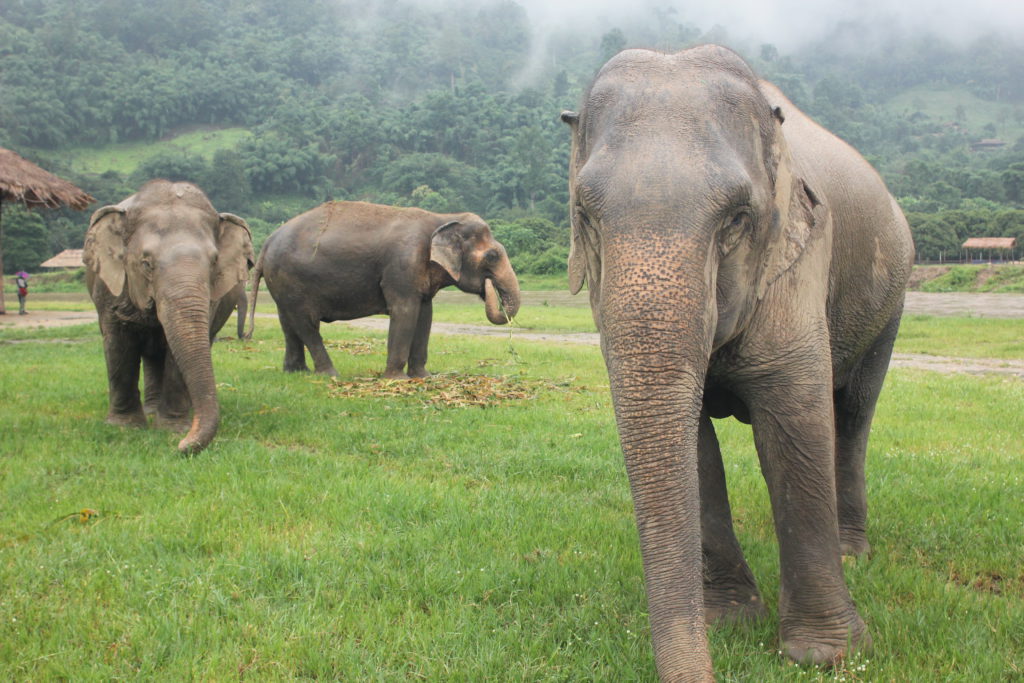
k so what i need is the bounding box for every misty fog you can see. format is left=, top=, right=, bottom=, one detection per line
left=504, top=0, right=1024, bottom=52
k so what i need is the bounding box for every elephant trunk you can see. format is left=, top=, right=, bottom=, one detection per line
left=598, top=237, right=717, bottom=681
left=159, top=281, right=220, bottom=455
left=483, top=257, right=520, bottom=324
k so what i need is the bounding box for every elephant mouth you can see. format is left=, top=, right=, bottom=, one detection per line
left=483, top=277, right=512, bottom=324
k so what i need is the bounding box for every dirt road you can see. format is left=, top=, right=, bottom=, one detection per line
left=3, top=292, right=1022, bottom=379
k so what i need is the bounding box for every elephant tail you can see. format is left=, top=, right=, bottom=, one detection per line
left=244, top=242, right=266, bottom=340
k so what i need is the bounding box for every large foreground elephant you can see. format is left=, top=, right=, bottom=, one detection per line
left=248, top=201, right=520, bottom=378
left=561, top=46, right=913, bottom=680
left=84, top=180, right=254, bottom=454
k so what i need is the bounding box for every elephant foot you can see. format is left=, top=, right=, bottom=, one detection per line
left=315, top=366, right=339, bottom=377
left=106, top=410, right=148, bottom=428
left=383, top=368, right=410, bottom=380
left=704, top=585, right=768, bottom=626
left=839, top=530, right=871, bottom=558
left=407, top=367, right=430, bottom=379
left=154, top=413, right=192, bottom=433
left=781, top=612, right=871, bottom=667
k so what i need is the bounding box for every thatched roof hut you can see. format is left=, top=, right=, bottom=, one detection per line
left=40, top=249, right=85, bottom=269
left=0, top=148, right=94, bottom=210
left=0, top=147, right=94, bottom=313
left=961, top=237, right=1016, bottom=250
left=961, top=237, right=1018, bottom=263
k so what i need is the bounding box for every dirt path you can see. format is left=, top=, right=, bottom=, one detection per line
left=4, top=292, right=1022, bottom=379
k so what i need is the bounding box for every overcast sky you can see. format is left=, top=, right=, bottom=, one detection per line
left=513, top=0, right=1024, bottom=52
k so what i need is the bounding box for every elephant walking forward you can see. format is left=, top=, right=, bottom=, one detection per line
left=247, top=201, right=520, bottom=378
left=84, top=180, right=254, bottom=454
left=562, top=46, right=913, bottom=680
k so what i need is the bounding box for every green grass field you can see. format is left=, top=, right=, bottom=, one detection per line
left=917, top=265, right=1024, bottom=294
left=57, top=127, right=253, bottom=176
left=1, top=303, right=1021, bottom=680
left=885, top=85, right=1024, bottom=142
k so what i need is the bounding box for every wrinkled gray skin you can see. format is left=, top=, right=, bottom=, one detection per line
left=247, top=201, right=520, bottom=378
left=84, top=180, right=254, bottom=454
left=563, top=46, right=913, bottom=681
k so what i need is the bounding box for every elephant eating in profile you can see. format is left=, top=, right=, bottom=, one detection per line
left=247, top=201, right=520, bottom=378
left=83, top=180, right=254, bottom=454
left=562, top=46, right=914, bottom=680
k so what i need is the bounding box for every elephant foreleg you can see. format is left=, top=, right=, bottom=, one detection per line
left=235, top=290, right=248, bottom=339
left=406, top=300, right=433, bottom=378
left=100, top=319, right=147, bottom=427
left=749, top=362, right=869, bottom=666
left=154, top=350, right=193, bottom=433
left=834, top=311, right=902, bottom=557
left=383, top=299, right=422, bottom=379
left=698, top=410, right=766, bottom=625
left=141, top=332, right=168, bottom=417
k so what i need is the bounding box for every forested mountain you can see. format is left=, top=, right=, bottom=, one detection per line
left=2, top=0, right=1023, bottom=272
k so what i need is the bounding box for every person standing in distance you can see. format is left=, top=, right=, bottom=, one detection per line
left=14, top=271, right=29, bottom=315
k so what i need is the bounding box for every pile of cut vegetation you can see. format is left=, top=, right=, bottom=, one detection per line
left=328, top=372, right=581, bottom=408
left=324, top=338, right=383, bottom=355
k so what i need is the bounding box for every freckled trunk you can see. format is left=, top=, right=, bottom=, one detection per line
left=159, top=286, right=219, bottom=454
left=483, top=258, right=520, bottom=324
left=599, top=241, right=716, bottom=682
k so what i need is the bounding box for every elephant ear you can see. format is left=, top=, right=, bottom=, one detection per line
left=429, top=221, right=462, bottom=281
left=83, top=205, right=129, bottom=297
left=562, top=110, right=590, bottom=296
left=212, top=213, right=254, bottom=302
left=758, top=118, right=829, bottom=299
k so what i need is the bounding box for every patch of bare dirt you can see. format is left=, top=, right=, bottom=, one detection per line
left=0, top=310, right=97, bottom=330
left=907, top=265, right=952, bottom=289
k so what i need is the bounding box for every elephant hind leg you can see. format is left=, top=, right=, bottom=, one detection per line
left=278, top=306, right=336, bottom=376
left=699, top=411, right=767, bottom=626
left=834, top=311, right=902, bottom=557
left=304, top=323, right=338, bottom=376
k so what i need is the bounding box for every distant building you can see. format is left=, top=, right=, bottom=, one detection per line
left=961, top=237, right=1017, bottom=262
left=970, top=139, right=1007, bottom=151
left=40, top=249, right=84, bottom=269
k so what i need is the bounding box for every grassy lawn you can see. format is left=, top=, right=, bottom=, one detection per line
left=885, top=85, right=1024, bottom=141
left=57, top=127, right=253, bottom=176
left=1, top=303, right=1021, bottom=680
left=895, top=315, right=1024, bottom=359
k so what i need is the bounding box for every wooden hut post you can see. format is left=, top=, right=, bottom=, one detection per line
left=0, top=197, right=6, bottom=314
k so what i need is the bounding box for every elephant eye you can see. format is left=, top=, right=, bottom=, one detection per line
left=484, top=249, right=500, bottom=264
left=575, top=206, right=592, bottom=229
left=720, top=211, right=751, bottom=255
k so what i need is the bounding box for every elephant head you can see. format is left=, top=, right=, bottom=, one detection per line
left=562, top=46, right=827, bottom=679
left=84, top=180, right=253, bottom=454
left=429, top=218, right=521, bottom=324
